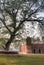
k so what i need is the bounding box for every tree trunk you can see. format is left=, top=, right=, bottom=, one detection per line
left=5, top=34, right=15, bottom=50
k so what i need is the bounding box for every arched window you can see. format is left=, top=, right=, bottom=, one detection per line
left=39, top=49, right=41, bottom=53
left=33, top=49, right=35, bottom=53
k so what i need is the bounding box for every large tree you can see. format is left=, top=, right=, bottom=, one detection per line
left=0, top=0, right=44, bottom=50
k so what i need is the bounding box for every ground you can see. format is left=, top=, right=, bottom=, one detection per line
left=0, top=54, right=44, bottom=65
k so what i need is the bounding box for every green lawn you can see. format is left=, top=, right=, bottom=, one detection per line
left=0, top=54, right=44, bottom=65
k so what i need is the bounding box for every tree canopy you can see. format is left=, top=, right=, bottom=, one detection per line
left=0, top=0, right=44, bottom=50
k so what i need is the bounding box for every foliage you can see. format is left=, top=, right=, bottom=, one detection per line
left=0, top=0, right=44, bottom=50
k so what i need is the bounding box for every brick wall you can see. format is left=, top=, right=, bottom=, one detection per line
left=32, top=44, right=44, bottom=54
left=19, top=37, right=44, bottom=54
left=19, top=44, right=32, bottom=54
left=19, top=43, right=44, bottom=54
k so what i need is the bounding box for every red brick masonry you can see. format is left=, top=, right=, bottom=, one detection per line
left=20, top=42, right=44, bottom=54
left=20, top=44, right=32, bottom=54
left=0, top=51, right=18, bottom=54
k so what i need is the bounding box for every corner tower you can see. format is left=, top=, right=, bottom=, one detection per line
left=20, top=37, right=32, bottom=54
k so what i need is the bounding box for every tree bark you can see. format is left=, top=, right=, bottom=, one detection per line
left=5, top=34, right=15, bottom=50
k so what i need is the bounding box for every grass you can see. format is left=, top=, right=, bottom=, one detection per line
left=0, top=54, right=44, bottom=65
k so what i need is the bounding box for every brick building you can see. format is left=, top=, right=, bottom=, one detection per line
left=19, top=37, right=44, bottom=54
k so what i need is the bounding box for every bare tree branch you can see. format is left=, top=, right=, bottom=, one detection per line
left=0, top=18, right=12, bottom=34
left=14, top=18, right=43, bottom=34
left=28, top=1, right=43, bottom=18
left=27, top=1, right=37, bottom=11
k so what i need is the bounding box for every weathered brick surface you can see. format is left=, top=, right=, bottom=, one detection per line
left=20, top=44, right=32, bottom=54
left=20, top=42, right=44, bottom=54
left=32, top=43, right=44, bottom=54
left=19, top=37, right=44, bottom=54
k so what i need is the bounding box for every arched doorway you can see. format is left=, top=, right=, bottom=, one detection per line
left=33, top=49, right=35, bottom=53
left=39, top=49, right=41, bottom=53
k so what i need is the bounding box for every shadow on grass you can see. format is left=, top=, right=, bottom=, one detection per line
left=0, top=63, right=6, bottom=65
